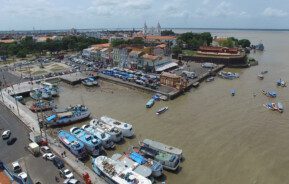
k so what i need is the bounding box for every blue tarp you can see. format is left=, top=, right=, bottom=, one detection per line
left=46, top=114, right=57, bottom=122
left=130, top=152, right=146, bottom=164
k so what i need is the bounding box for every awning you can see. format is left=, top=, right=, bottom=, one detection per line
left=156, top=62, right=178, bottom=72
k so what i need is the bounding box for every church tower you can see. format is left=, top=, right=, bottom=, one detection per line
left=157, top=22, right=161, bottom=35
left=143, top=21, right=148, bottom=35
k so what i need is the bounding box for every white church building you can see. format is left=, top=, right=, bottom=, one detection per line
left=143, top=22, right=161, bottom=36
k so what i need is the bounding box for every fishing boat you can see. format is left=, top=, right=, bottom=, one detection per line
left=230, top=89, right=235, bottom=96
left=267, top=91, right=277, bottom=98
left=92, top=156, right=152, bottom=184
left=70, top=127, right=102, bottom=156
left=111, top=153, right=152, bottom=178
left=46, top=105, right=90, bottom=127
left=142, top=139, right=183, bottom=160
left=277, top=102, right=284, bottom=113
left=82, top=79, right=94, bottom=87
left=29, top=100, right=54, bottom=112
left=146, top=99, right=154, bottom=108
left=40, top=88, right=52, bottom=100
left=100, top=116, right=134, bottom=138
left=206, top=77, right=214, bottom=82
left=134, top=145, right=180, bottom=171
left=218, top=71, right=239, bottom=80
left=90, top=119, right=123, bottom=143
left=271, top=103, right=278, bottom=110
left=261, top=70, right=268, bottom=74
left=82, top=124, right=115, bottom=149
left=257, top=74, right=264, bottom=80
left=129, top=151, right=163, bottom=177
left=42, top=82, right=59, bottom=96
left=30, top=89, right=42, bottom=100
left=276, top=79, right=287, bottom=87
left=152, top=94, right=160, bottom=101
left=156, top=107, right=168, bottom=115
left=263, top=103, right=273, bottom=110
left=58, top=130, right=87, bottom=159
left=87, top=77, right=98, bottom=86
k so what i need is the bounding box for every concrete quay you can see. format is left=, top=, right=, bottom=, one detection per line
left=0, top=88, right=105, bottom=184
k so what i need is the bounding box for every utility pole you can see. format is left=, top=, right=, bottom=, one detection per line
left=11, top=85, right=20, bottom=116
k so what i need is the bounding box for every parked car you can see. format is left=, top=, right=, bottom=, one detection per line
left=42, top=153, right=56, bottom=161
left=63, top=179, right=80, bottom=184
left=12, top=161, right=22, bottom=173
left=40, top=146, right=51, bottom=153
left=18, top=172, right=28, bottom=182
left=7, top=137, right=17, bottom=145
left=2, top=130, right=11, bottom=139
left=53, top=157, right=65, bottom=169
left=59, top=168, right=74, bottom=179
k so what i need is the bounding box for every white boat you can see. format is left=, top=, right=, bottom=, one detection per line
left=100, top=116, right=134, bottom=138
left=156, top=107, right=168, bottom=115
left=92, top=156, right=152, bottom=184
left=111, top=153, right=152, bottom=178
left=277, top=102, right=284, bottom=113
left=90, top=119, right=123, bottom=143
left=82, top=124, right=115, bottom=149
left=257, top=74, right=264, bottom=80
left=142, top=139, right=183, bottom=159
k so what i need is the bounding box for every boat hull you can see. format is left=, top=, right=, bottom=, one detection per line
left=49, top=111, right=90, bottom=127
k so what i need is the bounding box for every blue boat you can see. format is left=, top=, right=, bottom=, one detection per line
left=276, top=79, right=286, bottom=87
left=152, top=94, right=160, bottom=101
left=129, top=152, right=163, bottom=177
left=58, top=130, right=87, bottom=159
left=70, top=127, right=102, bottom=156
left=87, top=77, right=98, bottom=86
left=267, top=91, right=277, bottom=98
left=46, top=105, right=90, bottom=127
left=146, top=99, right=155, bottom=108
left=230, top=89, right=235, bottom=96
left=219, top=71, right=239, bottom=80
left=82, top=124, right=115, bottom=149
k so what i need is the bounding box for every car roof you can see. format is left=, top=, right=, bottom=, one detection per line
left=12, top=161, right=20, bottom=167
left=3, top=130, right=10, bottom=134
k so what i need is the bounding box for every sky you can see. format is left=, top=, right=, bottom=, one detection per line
left=0, top=0, right=289, bottom=30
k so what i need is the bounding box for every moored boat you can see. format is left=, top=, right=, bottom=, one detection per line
left=58, top=130, right=87, bottom=160
left=257, top=74, right=264, bottom=80
left=30, top=89, right=42, bottom=100
left=111, top=153, right=152, bottom=178
left=267, top=91, right=277, bottom=98
left=263, top=103, right=273, bottom=110
left=100, top=116, right=134, bottom=138
left=129, top=151, right=163, bottom=177
left=277, top=102, right=284, bottom=113
left=206, top=77, right=214, bottom=82
left=82, top=124, right=115, bottom=149
left=218, top=71, right=239, bottom=80
left=261, top=70, right=268, bottom=74
left=46, top=105, right=90, bottom=127
left=87, top=77, right=98, bottom=86
left=277, top=79, right=286, bottom=87
left=135, top=145, right=180, bottom=171
left=70, top=127, right=102, bottom=156
left=42, top=82, right=59, bottom=96
left=40, top=88, right=52, bottom=100
left=230, top=89, right=235, bottom=96
left=156, top=107, right=168, bottom=115
left=29, top=100, right=54, bottom=112
left=82, top=79, right=94, bottom=87
left=271, top=102, right=278, bottom=110
left=142, top=139, right=183, bottom=160
left=146, top=99, right=154, bottom=108
left=90, top=119, right=123, bottom=143
left=92, top=156, right=152, bottom=184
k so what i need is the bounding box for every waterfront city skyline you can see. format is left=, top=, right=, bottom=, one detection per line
left=0, top=0, right=289, bottom=31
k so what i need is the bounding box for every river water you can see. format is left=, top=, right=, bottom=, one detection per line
left=54, top=30, right=289, bottom=184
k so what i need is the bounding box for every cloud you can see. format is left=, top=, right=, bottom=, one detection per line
left=212, top=1, right=234, bottom=17
left=262, top=7, right=288, bottom=17
left=202, top=0, right=211, bottom=5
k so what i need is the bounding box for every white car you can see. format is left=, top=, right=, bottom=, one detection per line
left=2, top=130, right=11, bottom=139
left=63, top=179, right=80, bottom=184
left=42, top=153, right=56, bottom=160
left=12, top=161, right=22, bottom=173
left=60, top=169, right=74, bottom=179
left=40, top=146, right=51, bottom=153
left=18, top=172, right=28, bottom=182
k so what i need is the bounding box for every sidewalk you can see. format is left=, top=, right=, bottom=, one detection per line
left=0, top=88, right=105, bottom=184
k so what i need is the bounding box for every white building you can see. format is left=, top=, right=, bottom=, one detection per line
left=143, top=22, right=161, bottom=36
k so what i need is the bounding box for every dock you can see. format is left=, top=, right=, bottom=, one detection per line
left=59, top=72, right=87, bottom=85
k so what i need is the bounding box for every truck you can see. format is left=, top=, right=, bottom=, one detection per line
left=28, top=142, right=40, bottom=156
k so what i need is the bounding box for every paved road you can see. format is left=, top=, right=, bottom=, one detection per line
left=1, top=70, right=27, bottom=86
left=0, top=103, right=83, bottom=184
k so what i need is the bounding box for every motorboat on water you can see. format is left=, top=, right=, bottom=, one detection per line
left=82, top=124, right=115, bottom=149
left=129, top=151, right=163, bottom=177
left=92, top=156, right=152, bottom=184
left=45, top=105, right=90, bottom=127
left=156, top=107, right=168, bottom=115
left=70, top=127, right=102, bottom=156
left=206, top=77, right=214, bottom=82
left=262, top=90, right=277, bottom=98
left=277, top=102, right=284, bottom=113
left=230, top=89, right=236, bottom=96
left=100, top=116, right=134, bottom=138
left=90, top=119, right=123, bottom=143
left=146, top=99, right=154, bottom=108
left=263, top=103, right=274, bottom=110
left=257, top=74, right=264, bottom=80
left=111, top=153, right=152, bottom=178
left=134, top=145, right=180, bottom=171
left=276, top=79, right=287, bottom=87
left=58, top=130, right=87, bottom=160
left=141, top=139, right=183, bottom=160
left=29, top=100, right=54, bottom=112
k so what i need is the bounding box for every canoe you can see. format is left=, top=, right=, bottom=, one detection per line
left=156, top=107, right=168, bottom=115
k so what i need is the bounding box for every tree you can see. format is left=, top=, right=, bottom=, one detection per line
left=177, top=32, right=213, bottom=50
left=161, top=30, right=175, bottom=36
left=172, top=45, right=182, bottom=55
left=238, top=39, right=251, bottom=48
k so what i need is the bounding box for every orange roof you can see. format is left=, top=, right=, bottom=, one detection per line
left=142, top=54, right=160, bottom=61
left=91, top=43, right=110, bottom=49
left=0, top=39, right=15, bottom=44
left=146, top=36, right=176, bottom=41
